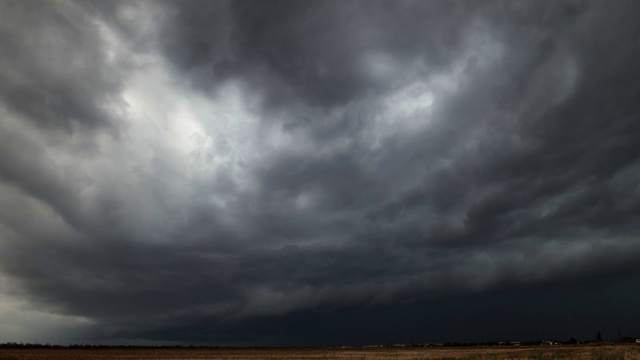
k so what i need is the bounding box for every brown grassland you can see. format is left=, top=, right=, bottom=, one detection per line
left=0, top=344, right=639, bottom=360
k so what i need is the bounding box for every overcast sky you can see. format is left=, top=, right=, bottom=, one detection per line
left=1, top=0, right=640, bottom=346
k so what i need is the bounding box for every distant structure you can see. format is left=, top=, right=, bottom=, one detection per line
left=541, top=340, right=559, bottom=345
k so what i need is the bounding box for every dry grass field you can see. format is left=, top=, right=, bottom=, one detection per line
left=0, top=345, right=639, bottom=360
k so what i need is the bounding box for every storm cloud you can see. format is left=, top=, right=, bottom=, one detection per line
left=1, top=0, right=640, bottom=345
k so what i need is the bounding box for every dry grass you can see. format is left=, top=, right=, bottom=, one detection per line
left=0, top=344, right=639, bottom=360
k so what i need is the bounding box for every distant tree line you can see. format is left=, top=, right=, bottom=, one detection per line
left=1, top=336, right=638, bottom=349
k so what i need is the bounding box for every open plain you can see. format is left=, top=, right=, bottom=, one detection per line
left=0, top=345, right=639, bottom=360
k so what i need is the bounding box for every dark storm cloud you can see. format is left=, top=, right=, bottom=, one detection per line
left=0, top=1, right=128, bottom=133
left=160, top=0, right=483, bottom=111
left=1, top=0, right=640, bottom=345
left=0, top=0, right=143, bottom=234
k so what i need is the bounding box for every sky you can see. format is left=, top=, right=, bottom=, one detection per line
left=1, top=0, right=640, bottom=346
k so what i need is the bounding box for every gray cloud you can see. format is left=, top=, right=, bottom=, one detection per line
left=0, top=1, right=128, bottom=133
left=1, top=0, right=640, bottom=345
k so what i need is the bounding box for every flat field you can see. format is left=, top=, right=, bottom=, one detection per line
left=0, top=344, right=639, bottom=360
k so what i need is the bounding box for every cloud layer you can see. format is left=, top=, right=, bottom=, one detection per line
left=1, top=0, right=640, bottom=345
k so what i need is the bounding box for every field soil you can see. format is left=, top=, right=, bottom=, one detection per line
left=0, top=344, right=639, bottom=360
